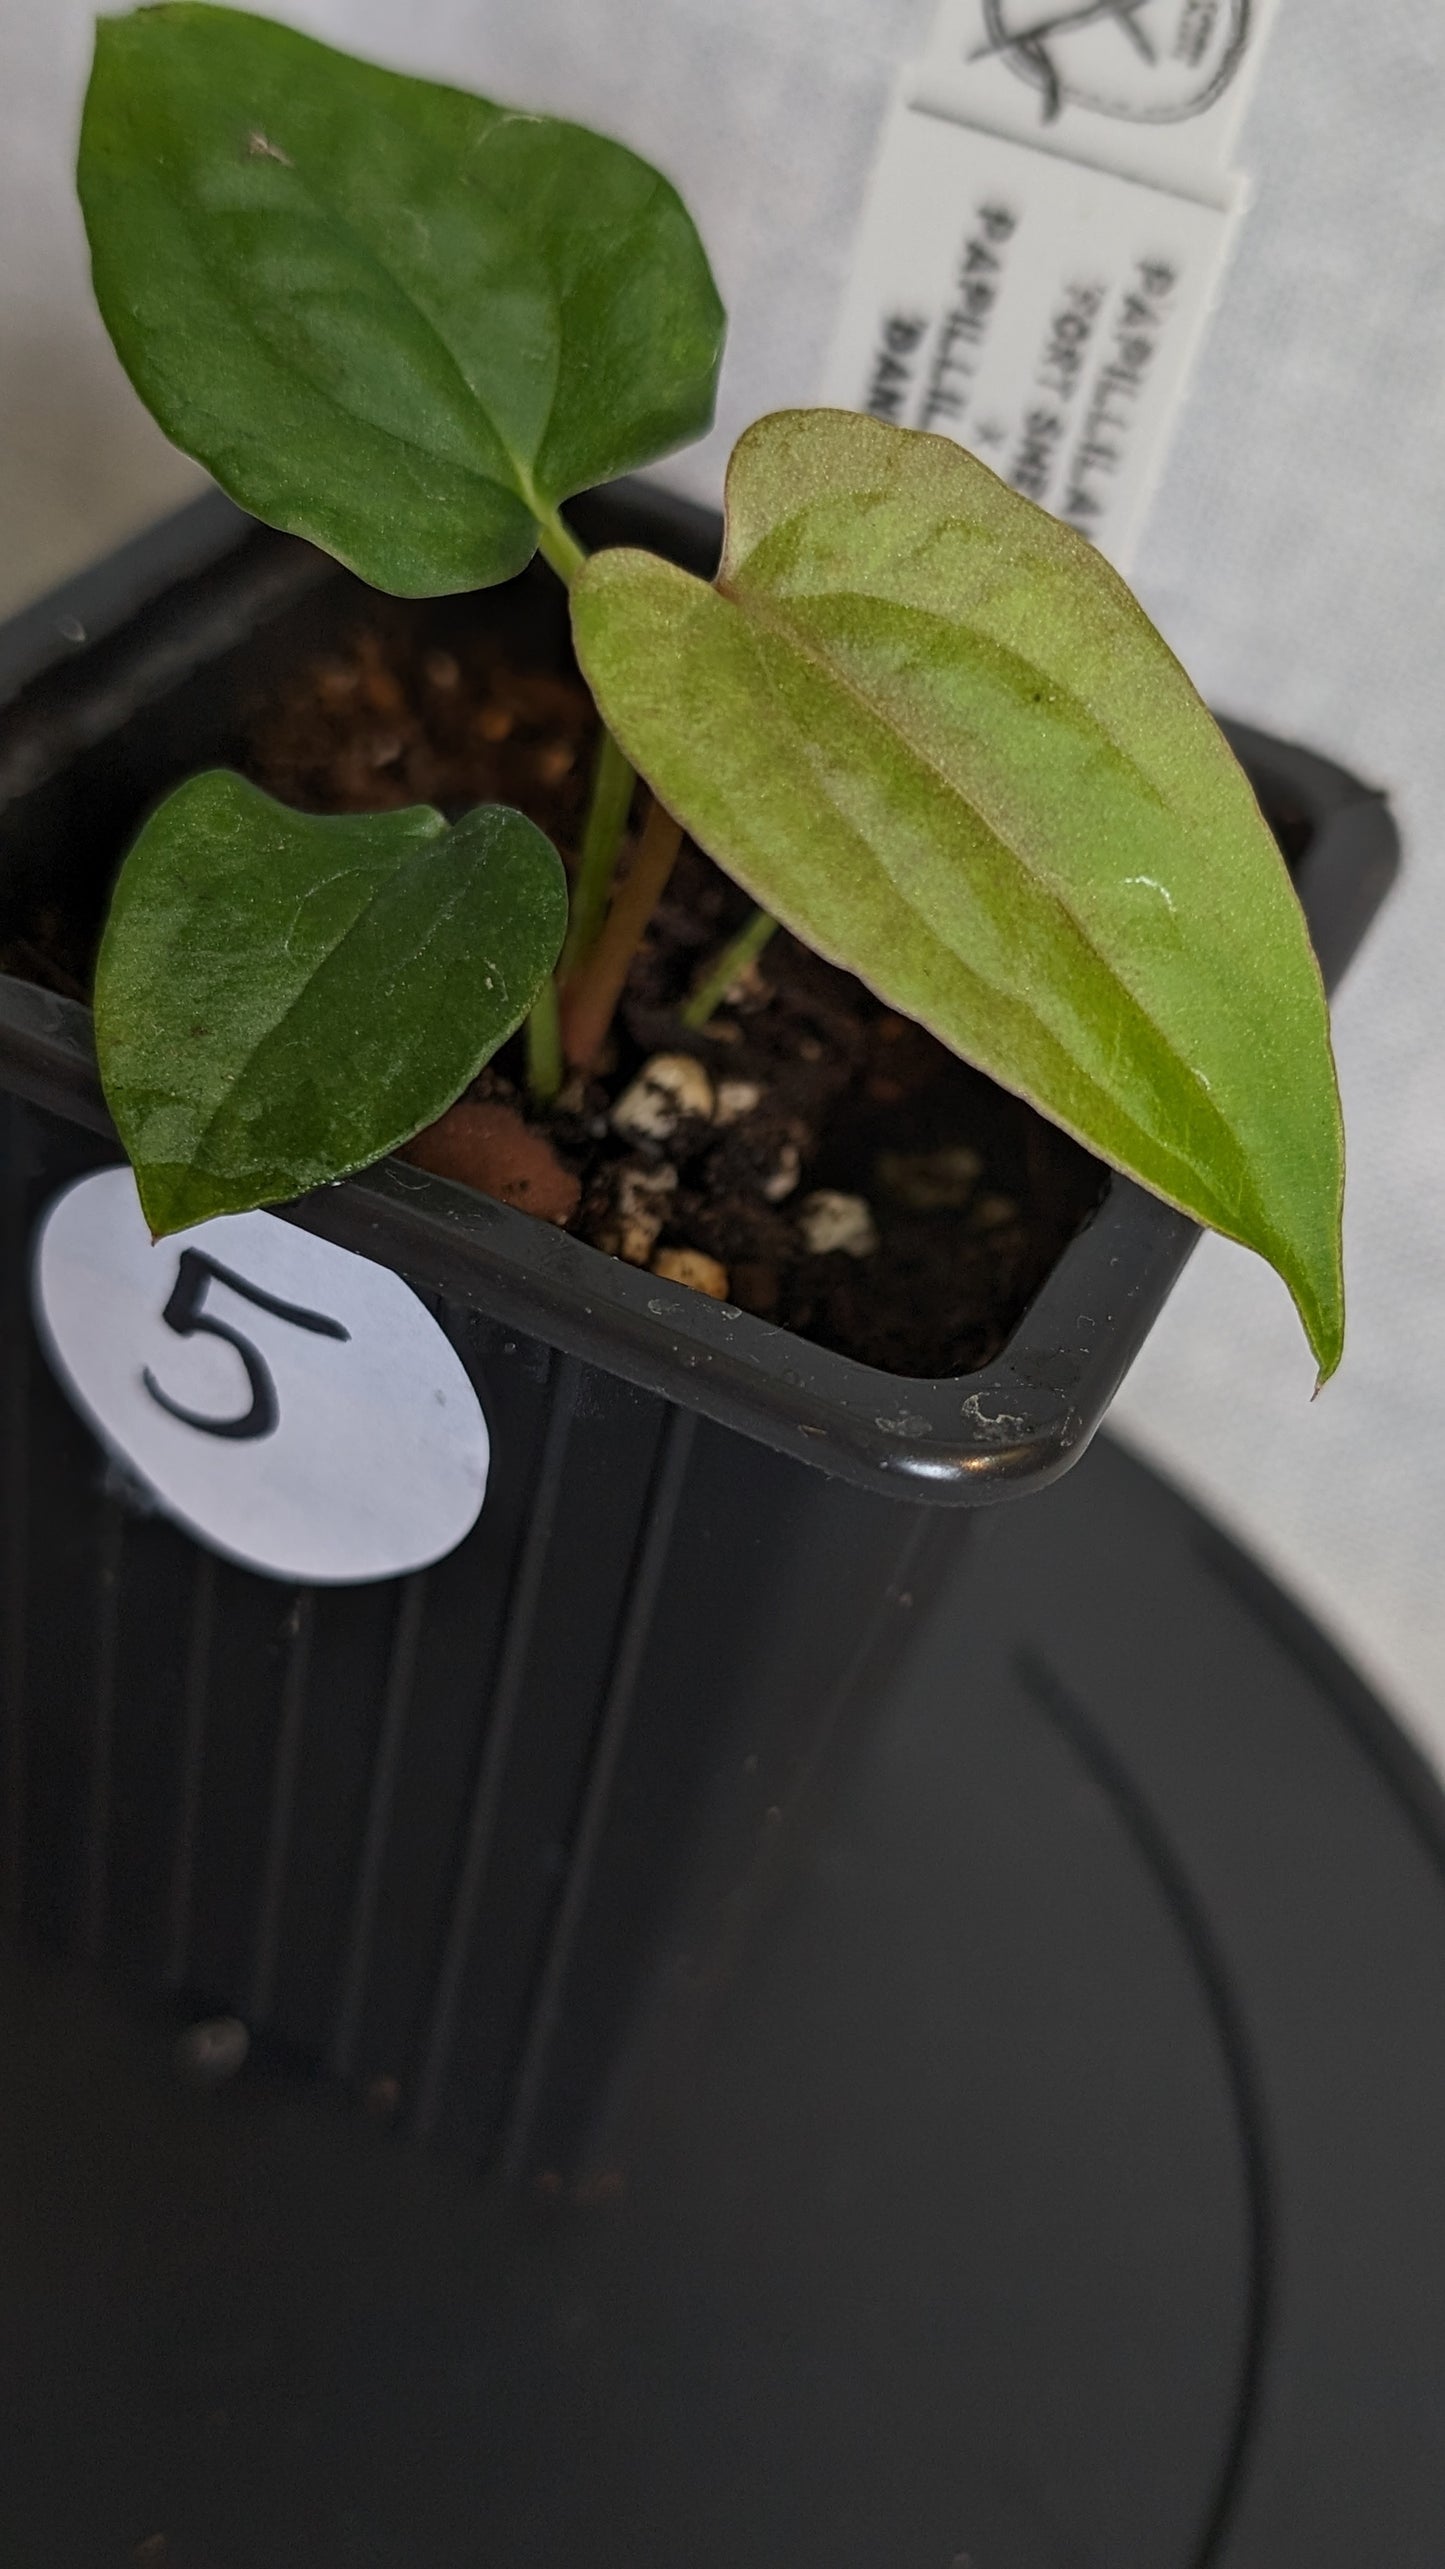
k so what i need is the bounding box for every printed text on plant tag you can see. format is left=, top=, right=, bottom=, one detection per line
left=819, top=108, right=1236, bottom=569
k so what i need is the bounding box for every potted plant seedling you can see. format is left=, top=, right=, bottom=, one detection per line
left=0, top=0, right=1392, bottom=2158
left=75, top=2, right=1343, bottom=1375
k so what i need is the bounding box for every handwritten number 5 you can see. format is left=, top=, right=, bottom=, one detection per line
left=142, top=1249, right=351, bottom=1441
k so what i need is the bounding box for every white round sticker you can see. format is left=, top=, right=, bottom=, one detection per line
left=32, top=1168, right=489, bottom=1586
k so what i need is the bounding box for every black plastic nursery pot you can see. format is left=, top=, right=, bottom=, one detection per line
left=0, top=480, right=1398, bottom=2195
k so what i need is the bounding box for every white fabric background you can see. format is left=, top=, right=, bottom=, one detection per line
left=2, top=0, right=1441, bottom=1751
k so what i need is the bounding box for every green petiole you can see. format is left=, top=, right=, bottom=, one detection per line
left=560, top=724, right=637, bottom=980
left=681, top=907, right=778, bottom=1029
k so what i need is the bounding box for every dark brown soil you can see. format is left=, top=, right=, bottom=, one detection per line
left=242, top=619, right=1107, bottom=1377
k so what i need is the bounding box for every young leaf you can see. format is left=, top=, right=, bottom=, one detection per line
left=79, top=4, right=725, bottom=594
left=95, top=771, right=567, bottom=1236
left=573, top=409, right=1346, bottom=1378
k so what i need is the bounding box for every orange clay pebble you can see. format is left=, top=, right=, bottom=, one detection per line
left=651, top=1247, right=730, bottom=1300
left=356, top=635, right=406, bottom=715
left=315, top=659, right=360, bottom=707
left=401, top=1100, right=580, bottom=1226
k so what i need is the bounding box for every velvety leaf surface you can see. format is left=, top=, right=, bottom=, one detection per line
left=95, top=771, right=567, bottom=1235
left=79, top=4, right=724, bottom=593
left=573, top=409, right=1345, bottom=1375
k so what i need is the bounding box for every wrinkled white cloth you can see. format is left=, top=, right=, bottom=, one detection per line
left=1, top=0, right=1441, bottom=1752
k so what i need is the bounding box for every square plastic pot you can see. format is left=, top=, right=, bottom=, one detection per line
left=0, top=482, right=1398, bottom=2173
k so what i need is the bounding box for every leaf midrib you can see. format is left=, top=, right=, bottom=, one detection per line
left=151, top=105, right=559, bottom=508
left=726, top=497, right=1180, bottom=816
left=181, top=849, right=483, bottom=1176
left=717, top=570, right=1261, bottom=1220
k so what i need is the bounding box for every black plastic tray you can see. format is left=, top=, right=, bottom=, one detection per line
left=4, top=1433, right=1444, bottom=2569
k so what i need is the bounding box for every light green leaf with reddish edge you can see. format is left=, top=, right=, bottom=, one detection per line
left=95, top=771, right=566, bottom=1236
left=572, top=407, right=1345, bottom=1377
left=78, top=4, right=724, bottom=594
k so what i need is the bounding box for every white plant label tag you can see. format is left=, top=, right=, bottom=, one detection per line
left=818, top=105, right=1238, bottom=569
left=32, top=1168, right=489, bottom=1587
left=822, top=0, right=1283, bottom=571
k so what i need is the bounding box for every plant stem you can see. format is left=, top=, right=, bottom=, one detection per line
left=560, top=724, right=637, bottom=978
left=526, top=497, right=649, bottom=1083
left=531, top=495, right=639, bottom=985
left=560, top=796, right=684, bottom=1072
left=681, top=907, right=779, bottom=1030
left=526, top=972, right=564, bottom=1103
left=535, top=506, right=587, bottom=588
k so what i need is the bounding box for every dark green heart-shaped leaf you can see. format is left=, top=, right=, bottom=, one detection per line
left=573, top=408, right=1345, bottom=1377
left=95, top=770, right=567, bottom=1235
left=79, top=4, right=725, bottom=593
